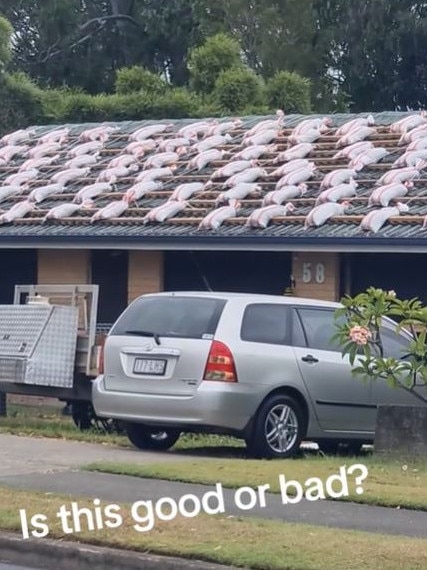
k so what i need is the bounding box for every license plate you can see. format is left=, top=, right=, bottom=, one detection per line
left=133, top=358, right=166, bottom=375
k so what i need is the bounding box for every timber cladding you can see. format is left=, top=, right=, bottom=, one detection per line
left=37, top=250, right=90, bottom=284
left=292, top=252, right=339, bottom=301
left=128, top=250, right=164, bottom=303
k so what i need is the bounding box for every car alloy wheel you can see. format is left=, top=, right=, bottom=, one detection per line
left=264, top=403, right=299, bottom=454
left=246, top=394, right=306, bottom=459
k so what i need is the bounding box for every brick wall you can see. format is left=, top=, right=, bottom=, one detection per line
left=292, top=252, right=340, bottom=301
left=37, top=249, right=90, bottom=284
left=128, top=250, right=163, bottom=303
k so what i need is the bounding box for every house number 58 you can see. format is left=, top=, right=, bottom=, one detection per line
left=302, top=262, right=325, bottom=284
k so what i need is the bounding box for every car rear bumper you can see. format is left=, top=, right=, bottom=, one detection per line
left=92, top=375, right=259, bottom=433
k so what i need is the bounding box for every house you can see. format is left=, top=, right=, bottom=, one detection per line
left=1, top=111, right=427, bottom=326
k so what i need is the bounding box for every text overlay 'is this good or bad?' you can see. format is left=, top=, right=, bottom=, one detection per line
left=19, top=463, right=368, bottom=538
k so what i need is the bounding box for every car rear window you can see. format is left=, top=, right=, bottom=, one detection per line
left=110, top=296, right=226, bottom=339
left=240, top=303, right=291, bottom=345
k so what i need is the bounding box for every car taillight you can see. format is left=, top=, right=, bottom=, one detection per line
left=203, top=340, right=238, bottom=383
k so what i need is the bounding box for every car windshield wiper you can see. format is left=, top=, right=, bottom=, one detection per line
left=124, top=330, right=161, bottom=345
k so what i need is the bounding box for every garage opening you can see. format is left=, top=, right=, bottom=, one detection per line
left=164, top=251, right=293, bottom=295
left=0, top=249, right=37, bottom=304
left=349, top=253, right=427, bottom=302
left=91, top=250, right=129, bottom=323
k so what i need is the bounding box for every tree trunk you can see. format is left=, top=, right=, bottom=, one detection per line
left=374, top=405, right=427, bottom=457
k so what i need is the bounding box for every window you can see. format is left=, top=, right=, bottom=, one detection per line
left=291, top=310, right=307, bottom=348
left=110, top=296, right=226, bottom=339
left=240, top=304, right=290, bottom=345
left=380, top=326, right=411, bottom=359
left=297, top=308, right=343, bottom=352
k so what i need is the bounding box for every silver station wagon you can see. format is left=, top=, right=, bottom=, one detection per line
left=92, top=291, right=416, bottom=458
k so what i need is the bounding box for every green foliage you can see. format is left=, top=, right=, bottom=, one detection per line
left=188, top=33, right=242, bottom=94
left=266, top=71, right=312, bottom=114
left=115, top=66, right=167, bottom=95
left=1, top=1, right=203, bottom=93
left=155, top=88, right=202, bottom=118
left=40, top=86, right=81, bottom=122
left=60, top=88, right=201, bottom=123
left=0, top=72, right=45, bottom=136
left=333, top=287, right=427, bottom=403
left=213, top=67, right=264, bottom=113
left=0, top=15, right=12, bottom=73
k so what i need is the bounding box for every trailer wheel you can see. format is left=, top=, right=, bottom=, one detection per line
left=71, top=401, right=124, bottom=434
left=71, top=401, right=93, bottom=431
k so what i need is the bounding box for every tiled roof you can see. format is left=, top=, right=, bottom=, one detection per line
left=1, top=111, right=427, bottom=249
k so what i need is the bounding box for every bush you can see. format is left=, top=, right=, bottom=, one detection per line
left=0, top=16, right=12, bottom=75
left=150, top=88, right=202, bottom=118
left=213, top=67, right=265, bottom=113
left=41, top=87, right=79, bottom=122
left=60, top=88, right=201, bottom=123
left=188, top=33, right=243, bottom=95
left=0, top=72, right=46, bottom=136
left=115, top=66, right=167, bottom=95
left=266, top=71, right=312, bottom=114
left=334, top=287, right=427, bottom=403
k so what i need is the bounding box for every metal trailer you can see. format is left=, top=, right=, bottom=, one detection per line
left=0, top=284, right=118, bottom=432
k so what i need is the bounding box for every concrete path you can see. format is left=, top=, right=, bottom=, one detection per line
left=0, top=434, right=195, bottom=476
left=0, top=561, right=43, bottom=570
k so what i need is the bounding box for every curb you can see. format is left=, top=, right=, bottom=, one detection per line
left=0, top=532, right=242, bottom=570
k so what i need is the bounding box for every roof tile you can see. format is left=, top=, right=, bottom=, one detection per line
left=0, top=111, right=427, bottom=245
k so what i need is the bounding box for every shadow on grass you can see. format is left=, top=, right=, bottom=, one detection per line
left=171, top=442, right=374, bottom=461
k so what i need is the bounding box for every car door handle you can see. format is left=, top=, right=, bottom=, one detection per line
left=302, top=354, right=319, bottom=363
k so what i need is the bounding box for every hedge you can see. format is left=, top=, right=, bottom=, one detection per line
left=115, top=66, right=167, bottom=95
left=0, top=73, right=46, bottom=136
left=0, top=68, right=314, bottom=136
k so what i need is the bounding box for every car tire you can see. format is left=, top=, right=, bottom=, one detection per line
left=246, top=394, right=306, bottom=459
left=126, top=424, right=181, bottom=451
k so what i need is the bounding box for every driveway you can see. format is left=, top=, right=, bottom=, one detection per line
left=0, top=434, right=195, bottom=476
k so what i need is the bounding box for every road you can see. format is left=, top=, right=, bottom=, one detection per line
left=0, top=562, right=43, bottom=570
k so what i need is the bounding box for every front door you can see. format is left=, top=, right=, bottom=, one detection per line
left=91, top=250, right=128, bottom=325
left=292, top=307, right=375, bottom=433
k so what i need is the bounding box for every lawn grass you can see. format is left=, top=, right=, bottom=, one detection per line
left=1, top=487, right=427, bottom=570
left=0, top=404, right=129, bottom=446
left=86, top=454, right=427, bottom=511
left=0, top=403, right=245, bottom=452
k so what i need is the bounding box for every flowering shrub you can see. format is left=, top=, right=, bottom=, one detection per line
left=348, top=325, right=372, bottom=346
left=333, top=287, right=427, bottom=404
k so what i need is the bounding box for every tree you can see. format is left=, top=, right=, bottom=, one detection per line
left=187, top=33, right=243, bottom=94
left=321, top=0, right=427, bottom=111
left=333, top=287, right=427, bottom=404
left=194, top=0, right=330, bottom=99
left=266, top=71, right=311, bottom=114
left=0, top=0, right=204, bottom=93
left=213, top=67, right=264, bottom=113
left=0, top=15, right=12, bottom=75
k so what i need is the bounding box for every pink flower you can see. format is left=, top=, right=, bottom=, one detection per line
left=349, top=325, right=372, bottom=346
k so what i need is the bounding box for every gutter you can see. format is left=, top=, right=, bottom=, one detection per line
left=1, top=234, right=427, bottom=253
left=0, top=531, right=240, bottom=570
